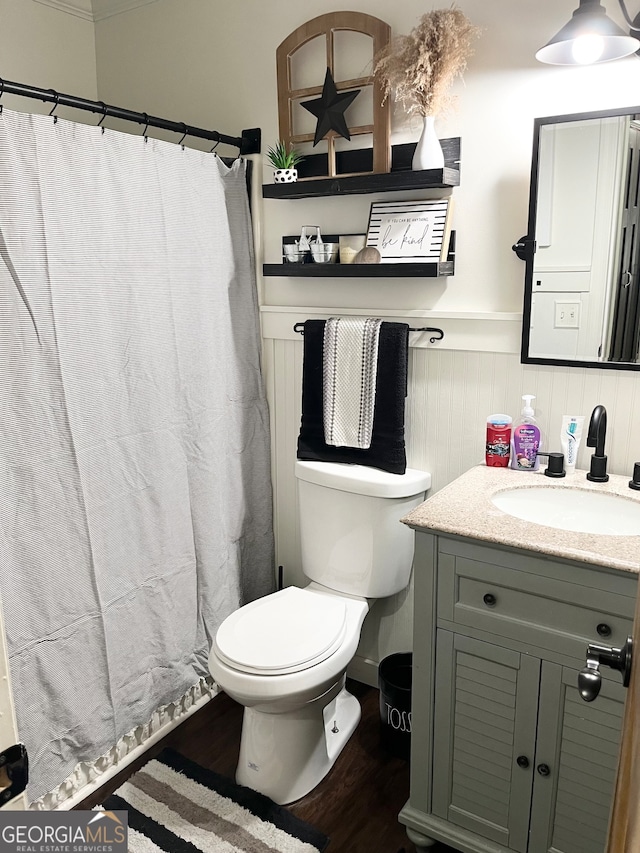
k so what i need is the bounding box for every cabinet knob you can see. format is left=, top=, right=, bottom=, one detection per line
left=597, top=623, right=612, bottom=638
left=483, top=593, right=497, bottom=607
left=516, top=755, right=530, bottom=769
left=537, top=763, right=551, bottom=777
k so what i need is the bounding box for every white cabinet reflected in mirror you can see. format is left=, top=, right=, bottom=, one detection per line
left=520, top=106, right=640, bottom=371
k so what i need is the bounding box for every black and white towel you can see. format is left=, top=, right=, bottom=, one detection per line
left=323, top=317, right=382, bottom=449
left=297, top=318, right=409, bottom=475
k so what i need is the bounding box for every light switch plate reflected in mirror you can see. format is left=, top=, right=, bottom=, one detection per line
left=554, top=300, right=580, bottom=329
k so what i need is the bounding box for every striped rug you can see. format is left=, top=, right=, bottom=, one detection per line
left=101, top=748, right=329, bottom=853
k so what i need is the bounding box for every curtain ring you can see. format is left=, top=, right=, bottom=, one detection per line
left=141, top=112, right=150, bottom=142
left=0, top=78, right=4, bottom=116
left=210, top=138, right=220, bottom=154
left=178, top=122, right=188, bottom=149
left=48, top=90, right=60, bottom=123
left=97, top=101, right=108, bottom=133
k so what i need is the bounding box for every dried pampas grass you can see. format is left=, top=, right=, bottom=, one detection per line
left=374, top=7, right=481, bottom=118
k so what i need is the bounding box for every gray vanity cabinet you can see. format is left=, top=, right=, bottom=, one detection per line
left=432, top=631, right=540, bottom=851
left=400, top=532, right=637, bottom=853
left=528, top=664, right=625, bottom=853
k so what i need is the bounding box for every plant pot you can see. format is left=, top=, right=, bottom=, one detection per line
left=273, top=168, right=298, bottom=183
left=412, top=116, right=444, bottom=171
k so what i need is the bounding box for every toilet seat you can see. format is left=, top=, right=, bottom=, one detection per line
left=213, top=587, right=348, bottom=675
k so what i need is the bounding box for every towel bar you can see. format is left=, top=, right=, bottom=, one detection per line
left=292, top=322, right=444, bottom=344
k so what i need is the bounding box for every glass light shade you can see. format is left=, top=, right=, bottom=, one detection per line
left=536, top=0, right=640, bottom=65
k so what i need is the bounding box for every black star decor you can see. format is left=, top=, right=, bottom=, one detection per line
left=301, top=67, right=360, bottom=146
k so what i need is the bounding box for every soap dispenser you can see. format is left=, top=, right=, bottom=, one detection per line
left=511, top=394, right=542, bottom=471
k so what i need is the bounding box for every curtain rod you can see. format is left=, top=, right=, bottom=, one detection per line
left=0, top=78, right=261, bottom=154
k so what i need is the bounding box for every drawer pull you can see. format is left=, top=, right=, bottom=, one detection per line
left=537, top=763, right=551, bottom=777
left=483, top=593, right=497, bottom=607
left=516, top=755, right=530, bottom=769
left=597, top=623, right=612, bottom=638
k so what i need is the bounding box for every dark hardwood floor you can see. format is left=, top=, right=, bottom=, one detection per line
left=77, top=680, right=456, bottom=853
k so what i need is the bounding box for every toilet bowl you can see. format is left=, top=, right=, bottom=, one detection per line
left=209, top=584, right=369, bottom=804
left=208, top=460, right=430, bottom=804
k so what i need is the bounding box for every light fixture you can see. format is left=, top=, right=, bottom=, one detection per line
left=536, top=0, right=640, bottom=65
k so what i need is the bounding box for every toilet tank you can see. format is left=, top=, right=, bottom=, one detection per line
left=295, top=461, right=431, bottom=598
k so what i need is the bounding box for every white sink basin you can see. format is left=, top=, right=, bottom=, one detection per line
left=491, top=486, right=640, bottom=535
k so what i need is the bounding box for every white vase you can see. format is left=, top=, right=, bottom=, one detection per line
left=274, top=168, right=298, bottom=183
left=412, top=116, right=445, bottom=171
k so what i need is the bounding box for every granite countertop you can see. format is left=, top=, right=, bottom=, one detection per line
left=401, top=464, right=640, bottom=574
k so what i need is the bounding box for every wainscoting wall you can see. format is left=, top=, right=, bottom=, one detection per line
left=261, top=306, right=640, bottom=685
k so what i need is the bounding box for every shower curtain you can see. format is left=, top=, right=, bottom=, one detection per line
left=0, top=109, right=274, bottom=804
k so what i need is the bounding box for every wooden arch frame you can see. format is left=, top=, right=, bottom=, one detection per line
left=276, top=12, right=391, bottom=177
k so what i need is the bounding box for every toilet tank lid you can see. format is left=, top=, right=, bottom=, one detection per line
left=295, top=461, right=431, bottom=498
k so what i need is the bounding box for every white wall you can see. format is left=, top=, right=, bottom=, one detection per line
left=86, top=1, right=640, bottom=678
left=0, top=0, right=97, bottom=110
left=93, top=0, right=640, bottom=311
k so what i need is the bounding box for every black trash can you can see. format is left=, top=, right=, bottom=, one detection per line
left=378, top=652, right=413, bottom=760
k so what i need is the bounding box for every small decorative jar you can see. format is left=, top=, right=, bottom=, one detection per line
left=274, top=168, right=298, bottom=183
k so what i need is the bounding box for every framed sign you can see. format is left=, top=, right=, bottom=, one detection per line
left=366, top=198, right=453, bottom=262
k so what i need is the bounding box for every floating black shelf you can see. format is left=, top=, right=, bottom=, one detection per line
left=262, top=167, right=459, bottom=199
left=263, top=139, right=459, bottom=277
left=263, top=260, right=454, bottom=277
left=262, top=138, right=461, bottom=199
left=264, top=232, right=455, bottom=278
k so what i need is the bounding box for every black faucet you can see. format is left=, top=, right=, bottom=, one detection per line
left=586, top=404, right=609, bottom=483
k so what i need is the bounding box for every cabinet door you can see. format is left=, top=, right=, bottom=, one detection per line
left=529, top=662, right=625, bottom=853
left=432, top=631, right=540, bottom=852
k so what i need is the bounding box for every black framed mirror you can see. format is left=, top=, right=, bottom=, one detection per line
left=518, top=105, right=640, bottom=371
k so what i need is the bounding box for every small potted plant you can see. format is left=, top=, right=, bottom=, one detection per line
left=267, top=140, right=305, bottom=183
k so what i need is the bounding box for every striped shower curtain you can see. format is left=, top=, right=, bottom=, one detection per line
left=0, top=109, right=274, bottom=804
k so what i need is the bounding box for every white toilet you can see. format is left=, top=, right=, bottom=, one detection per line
left=208, top=459, right=431, bottom=804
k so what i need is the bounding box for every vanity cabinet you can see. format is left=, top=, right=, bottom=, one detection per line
left=400, top=533, right=637, bottom=853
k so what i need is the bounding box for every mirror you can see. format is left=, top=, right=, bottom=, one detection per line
left=519, top=106, right=640, bottom=371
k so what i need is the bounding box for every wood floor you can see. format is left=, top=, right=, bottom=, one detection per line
left=77, top=680, right=455, bottom=852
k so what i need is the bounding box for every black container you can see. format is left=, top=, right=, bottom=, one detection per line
left=378, top=652, right=413, bottom=760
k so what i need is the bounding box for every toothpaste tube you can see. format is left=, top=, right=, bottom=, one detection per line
left=560, top=415, right=585, bottom=473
